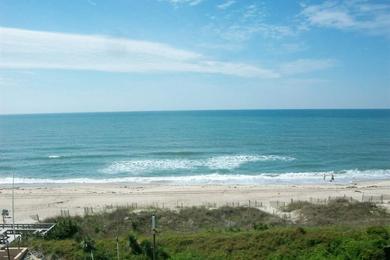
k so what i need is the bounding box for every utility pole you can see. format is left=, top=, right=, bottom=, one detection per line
left=5, top=236, right=11, bottom=260
left=151, top=215, right=156, bottom=260
left=12, top=172, right=16, bottom=243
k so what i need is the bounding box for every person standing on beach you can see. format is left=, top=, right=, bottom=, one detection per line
left=331, top=174, right=335, bottom=182
left=323, top=174, right=326, bottom=181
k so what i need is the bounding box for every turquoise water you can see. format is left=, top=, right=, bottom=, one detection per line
left=0, top=110, right=389, bottom=184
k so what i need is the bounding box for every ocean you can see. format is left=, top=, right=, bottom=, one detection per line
left=0, top=109, right=389, bottom=185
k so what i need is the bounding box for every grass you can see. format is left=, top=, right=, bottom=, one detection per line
left=282, top=198, right=390, bottom=226
left=21, top=199, right=390, bottom=259
left=162, top=226, right=390, bottom=259
left=44, top=205, right=286, bottom=240
left=26, top=226, right=390, bottom=259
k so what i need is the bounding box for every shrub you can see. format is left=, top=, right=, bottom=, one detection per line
left=128, top=233, right=143, bottom=255
left=253, top=223, right=269, bottom=231
left=47, top=218, right=80, bottom=239
left=366, top=226, right=389, bottom=240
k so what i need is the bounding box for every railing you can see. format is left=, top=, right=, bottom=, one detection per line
left=0, top=233, right=21, bottom=246
left=0, top=235, right=7, bottom=245
left=1, top=223, right=55, bottom=230
left=0, top=223, right=56, bottom=247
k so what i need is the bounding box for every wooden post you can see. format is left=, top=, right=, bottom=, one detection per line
left=116, top=236, right=120, bottom=260
left=152, top=215, right=157, bottom=260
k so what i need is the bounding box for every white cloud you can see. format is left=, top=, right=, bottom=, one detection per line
left=212, top=23, right=294, bottom=43
left=279, top=59, right=337, bottom=75
left=206, top=2, right=295, bottom=43
left=301, top=1, right=390, bottom=38
left=0, top=27, right=279, bottom=78
left=217, top=0, right=235, bottom=10
left=164, top=0, right=203, bottom=7
left=243, top=4, right=260, bottom=19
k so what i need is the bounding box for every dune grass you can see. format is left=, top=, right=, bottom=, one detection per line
left=282, top=198, right=390, bottom=226
left=23, top=199, right=390, bottom=259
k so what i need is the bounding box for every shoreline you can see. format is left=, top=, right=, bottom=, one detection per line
left=1, top=169, right=390, bottom=185
left=1, top=180, right=390, bottom=223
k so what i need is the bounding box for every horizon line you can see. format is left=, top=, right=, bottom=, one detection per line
left=1, top=107, right=390, bottom=116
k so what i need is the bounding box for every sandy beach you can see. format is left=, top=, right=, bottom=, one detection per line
left=1, top=180, right=390, bottom=223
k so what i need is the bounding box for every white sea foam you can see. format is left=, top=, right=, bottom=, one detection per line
left=48, top=155, right=61, bottom=159
left=102, top=159, right=196, bottom=175
left=101, top=154, right=295, bottom=174
left=205, top=155, right=295, bottom=170
left=2, top=169, right=390, bottom=185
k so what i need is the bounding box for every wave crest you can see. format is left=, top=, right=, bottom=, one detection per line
left=1, top=169, right=390, bottom=184
left=205, top=155, right=295, bottom=170
left=101, top=154, right=295, bottom=174
left=48, top=155, right=62, bottom=159
left=102, top=159, right=195, bottom=174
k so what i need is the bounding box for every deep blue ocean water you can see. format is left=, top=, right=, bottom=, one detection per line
left=0, top=110, right=389, bottom=184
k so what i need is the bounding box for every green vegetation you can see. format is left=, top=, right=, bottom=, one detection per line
left=46, top=218, right=80, bottom=240
left=282, top=198, right=390, bottom=226
left=43, top=206, right=284, bottom=239
left=162, top=226, right=390, bottom=259
left=22, top=199, right=390, bottom=259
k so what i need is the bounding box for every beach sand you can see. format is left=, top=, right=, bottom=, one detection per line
left=1, top=180, right=390, bottom=223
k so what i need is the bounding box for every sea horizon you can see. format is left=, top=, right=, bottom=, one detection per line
left=1, top=108, right=390, bottom=117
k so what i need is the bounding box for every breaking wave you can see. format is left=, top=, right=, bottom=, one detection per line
left=102, top=159, right=195, bottom=174
left=205, top=155, right=295, bottom=170
left=48, top=155, right=62, bottom=159
left=101, top=154, right=295, bottom=174
left=2, top=169, right=389, bottom=185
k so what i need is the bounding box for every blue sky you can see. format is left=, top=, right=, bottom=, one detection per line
left=0, top=0, right=389, bottom=114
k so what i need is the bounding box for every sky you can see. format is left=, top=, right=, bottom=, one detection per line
left=0, top=0, right=389, bottom=114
